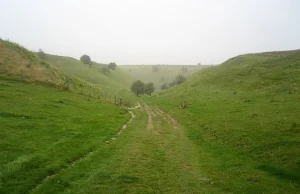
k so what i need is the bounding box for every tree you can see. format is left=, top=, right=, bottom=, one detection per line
left=131, top=80, right=145, bottom=96
left=144, top=82, right=155, bottom=96
left=37, top=49, right=47, bottom=60
left=197, top=63, right=202, bottom=66
left=80, top=54, right=92, bottom=67
left=108, top=62, right=117, bottom=70
left=174, top=74, right=186, bottom=85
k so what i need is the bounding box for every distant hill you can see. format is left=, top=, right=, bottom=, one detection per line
left=150, top=49, right=300, bottom=186
left=0, top=40, right=63, bottom=86
left=0, top=39, right=135, bottom=102
left=44, top=54, right=134, bottom=92
left=119, top=65, right=209, bottom=90
left=186, top=50, right=300, bottom=90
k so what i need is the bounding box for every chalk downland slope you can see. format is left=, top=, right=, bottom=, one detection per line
left=0, top=40, right=63, bottom=86
left=0, top=40, right=132, bottom=193
left=44, top=54, right=134, bottom=92
left=0, top=79, right=130, bottom=194
left=149, top=49, right=300, bottom=192
left=0, top=40, right=106, bottom=98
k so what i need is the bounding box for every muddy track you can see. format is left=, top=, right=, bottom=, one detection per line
left=144, top=104, right=154, bottom=130
left=144, top=104, right=181, bottom=135
left=154, top=106, right=179, bottom=129
left=31, top=102, right=141, bottom=192
left=142, top=104, right=208, bottom=189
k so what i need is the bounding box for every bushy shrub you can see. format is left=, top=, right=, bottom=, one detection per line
left=108, top=62, right=117, bottom=70
left=80, top=54, right=92, bottom=67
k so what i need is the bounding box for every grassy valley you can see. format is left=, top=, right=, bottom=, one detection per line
left=120, top=65, right=209, bottom=90
left=2, top=0, right=299, bottom=193
left=1, top=38, right=299, bottom=193
left=44, top=54, right=134, bottom=92
left=145, top=50, right=300, bottom=192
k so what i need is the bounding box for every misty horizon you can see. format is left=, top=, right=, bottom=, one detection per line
left=1, top=0, right=300, bottom=65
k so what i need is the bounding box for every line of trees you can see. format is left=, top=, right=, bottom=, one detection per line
left=79, top=54, right=118, bottom=73
left=131, top=80, right=155, bottom=96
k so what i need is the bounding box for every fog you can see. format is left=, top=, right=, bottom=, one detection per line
left=1, top=0, right=299, bottom=65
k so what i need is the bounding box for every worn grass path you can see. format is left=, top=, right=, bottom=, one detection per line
left=34, top=103, right=293, bottom=193
left=32, top=104, right=212, bottom=193
left=30, top=103, right=141, bottom=193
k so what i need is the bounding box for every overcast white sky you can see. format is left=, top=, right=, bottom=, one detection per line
left=1, top=0, right=300, bottom=65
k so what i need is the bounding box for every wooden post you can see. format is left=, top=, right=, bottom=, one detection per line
left=114, top=95, right=117, bottom=104
left=119, top=98, right=123, bottom=106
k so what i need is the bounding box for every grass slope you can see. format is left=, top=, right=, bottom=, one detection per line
left=45, top=54, right=134, bottom=92
left=119, top=65, right=208, bottom=90
left=0, top=79, right=130, bottom=193
left=0, top=40, right=63, bottom=86
left=0, top=40, right=109, bottom=102
left=145, top=50, right=300, bottom=192
left=0, top=40, right=139, bottom=193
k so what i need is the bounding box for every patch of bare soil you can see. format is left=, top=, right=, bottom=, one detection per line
left=144, top=104, right=154, bottom=130
left=155, top=106, right=178, bottom=129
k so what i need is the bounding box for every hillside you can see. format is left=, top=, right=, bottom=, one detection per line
left=44, top=54, right=134, bottom=92
left=0, top=40, right=136, bottom=193
left=119, top=65, right=209, bottom=90
left=0, top=79, right=130, bottom=194
left=2, top=38, right=299, bottom=193
left=146, top=50, right=300, bottom=192
left=0, top=40, right=63, bottom=86
left=0, top=40, right=109, bottom=100
left=0, top=39, right=136, bottom=102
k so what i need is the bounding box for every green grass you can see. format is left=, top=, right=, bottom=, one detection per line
left=0, top=79, right=130, bottom=193
left=144, top=50, right=300, bottom=193
left=43, top=53, right=138, bottom=106
left=45, top=54, right=134, bottom=92
left=0, top=40, right=63, bottom=86
left=30, top=104, right=220, bottom=193
left=0, top=39, right=136, bottom=107
left=119, top=65, right=209, bottom=90
left=35, top=102, right=299, bottom=194
left=2, top=38, right=300, bottom=193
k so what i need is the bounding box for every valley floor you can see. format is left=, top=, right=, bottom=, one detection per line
left=32, top=104, right=299, bottom=194
left=31, top=104, right=208, bottom=193
left=1, top=80, right=298, bottom=193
